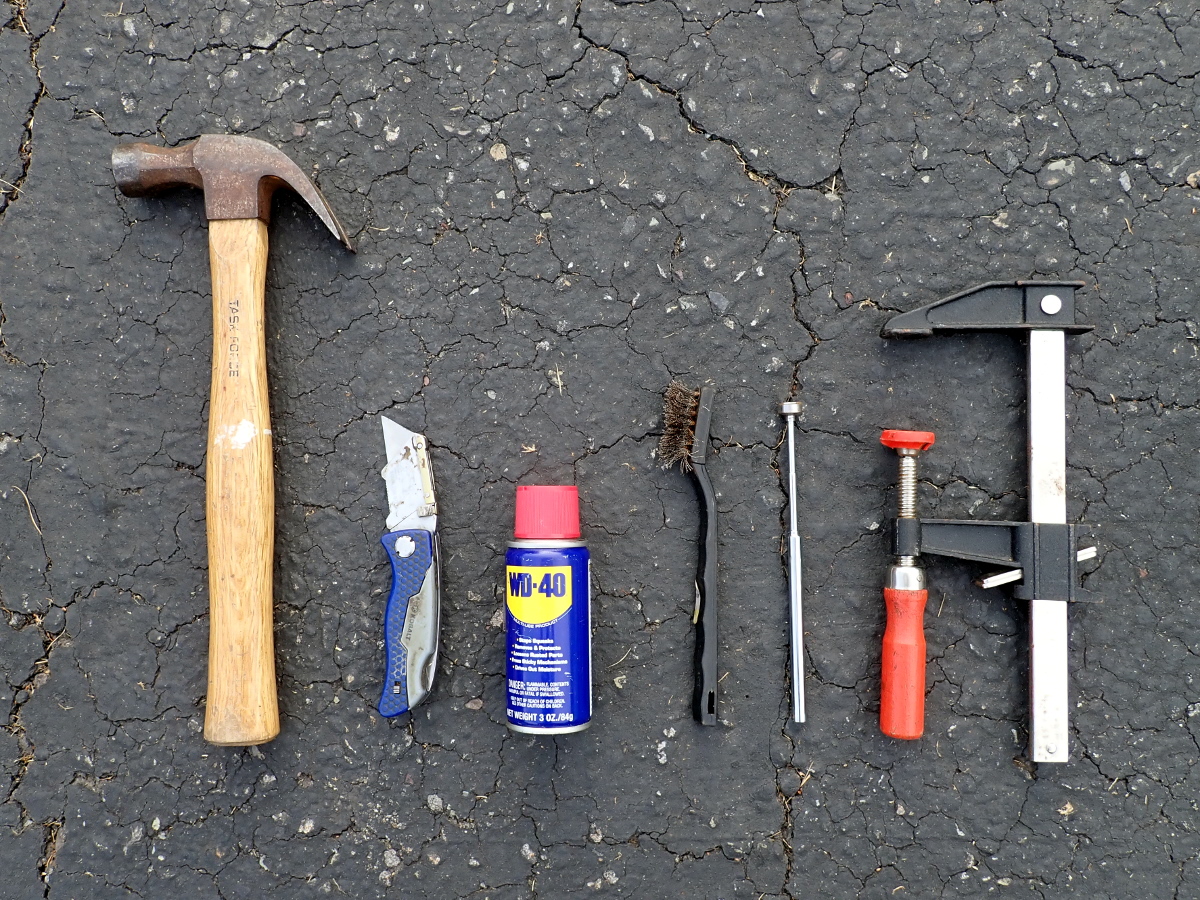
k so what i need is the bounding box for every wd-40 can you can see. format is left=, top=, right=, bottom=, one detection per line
left=505, top=485, right=591, bottom=734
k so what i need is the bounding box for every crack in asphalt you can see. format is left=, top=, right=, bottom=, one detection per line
left=0, top=0, right=1197, bottom=897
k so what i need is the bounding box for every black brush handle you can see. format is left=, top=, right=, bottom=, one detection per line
left=691, top=463, right=719, bottom=725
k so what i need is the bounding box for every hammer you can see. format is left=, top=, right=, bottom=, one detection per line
left=112, top=135, right=353, bottom=745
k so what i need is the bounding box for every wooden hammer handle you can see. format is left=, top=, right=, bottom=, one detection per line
left=203, top=218, right=280, bottom=746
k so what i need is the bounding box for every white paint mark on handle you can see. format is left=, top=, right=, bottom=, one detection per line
left=214, top=419, right=260, bottom=449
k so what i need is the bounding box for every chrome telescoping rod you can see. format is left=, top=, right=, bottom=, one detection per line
left=779, top=401, right=805, bottom=724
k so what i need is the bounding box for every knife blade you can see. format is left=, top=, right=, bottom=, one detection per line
left=378, top=416, right=441, bottom=717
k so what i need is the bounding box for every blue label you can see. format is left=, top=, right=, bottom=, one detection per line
left=505, top=546, right=591, bottom=730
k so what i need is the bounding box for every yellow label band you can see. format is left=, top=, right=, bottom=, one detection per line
left=507, top=565, right=573, bottom=625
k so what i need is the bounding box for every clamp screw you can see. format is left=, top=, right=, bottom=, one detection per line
left=881, top=430, right=935, bottom=527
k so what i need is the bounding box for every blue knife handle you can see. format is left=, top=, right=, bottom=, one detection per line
left=379, top=529, right=434, bottom=717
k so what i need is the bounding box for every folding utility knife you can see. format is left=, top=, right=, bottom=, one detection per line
left=378, top=416, right=441, bottom=717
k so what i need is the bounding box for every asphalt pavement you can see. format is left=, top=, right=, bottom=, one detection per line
left=1, top=1, right=1198, bottom=897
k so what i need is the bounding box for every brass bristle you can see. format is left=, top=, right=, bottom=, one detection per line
left=659, top=380, right=700, bottom=471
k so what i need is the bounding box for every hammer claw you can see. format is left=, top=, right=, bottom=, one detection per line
left=113, top=134, right=354, bottom=251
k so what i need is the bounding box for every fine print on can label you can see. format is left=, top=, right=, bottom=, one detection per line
left=505, top=544, right=591, bottom=734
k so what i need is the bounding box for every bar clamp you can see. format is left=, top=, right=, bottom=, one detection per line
left=882, top=280, right=1095, bottom=763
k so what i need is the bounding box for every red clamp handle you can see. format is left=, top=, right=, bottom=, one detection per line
left=881, top=429, right=935, bottom=451
left=880, top=587, right=928, bottom=740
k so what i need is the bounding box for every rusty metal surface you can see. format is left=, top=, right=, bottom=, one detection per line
left=112, top=134, right=353, bottom=250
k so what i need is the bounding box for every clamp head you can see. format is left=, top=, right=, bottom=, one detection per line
left=881, top=429, right=935, bottom=452
left=881, top=280, right=1090, bottom=337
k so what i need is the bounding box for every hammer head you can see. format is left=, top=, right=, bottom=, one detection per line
left=112, top=134, right=353, bottom=251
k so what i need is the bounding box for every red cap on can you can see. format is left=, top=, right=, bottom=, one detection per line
left=514, top=485, right=580, bottom=540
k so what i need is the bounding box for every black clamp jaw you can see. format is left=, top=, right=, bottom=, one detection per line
left=892, top=518, right=1086, bottom=601
left=883, top=280, right=1093, bottom=336
left=883, top=280, right=1094, bottom=763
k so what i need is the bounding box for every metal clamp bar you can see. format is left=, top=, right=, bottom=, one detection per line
left=1027, top=330, right=1069, bottom=763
